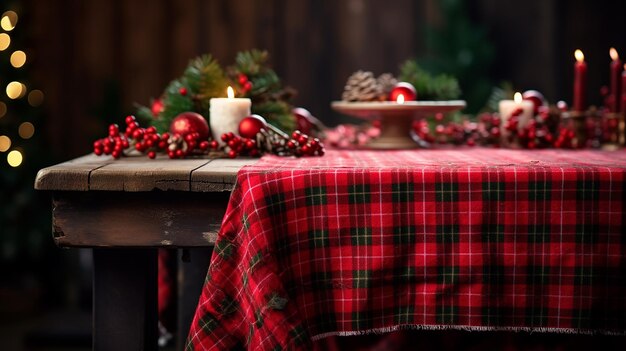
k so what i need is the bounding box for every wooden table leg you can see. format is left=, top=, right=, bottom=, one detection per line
left=93, top=248, right=158, bottom=351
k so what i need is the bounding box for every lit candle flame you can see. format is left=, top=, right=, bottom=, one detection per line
left=575, top=49, right=584, bottom=62
left=610, top=47, right=619, bottom=61
left=514, top=92, right=522, bottom=104
left=227, top=86, right=234, bottom=98
left=396, top=94, right=405, bottom=104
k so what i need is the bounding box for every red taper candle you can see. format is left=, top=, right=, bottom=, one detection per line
left=573, top=49, right=587, bottom=112
left=609, top=48, right=622, bottom=112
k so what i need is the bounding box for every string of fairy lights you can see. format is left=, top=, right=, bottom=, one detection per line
left=0, top=10, right=44, bottom=168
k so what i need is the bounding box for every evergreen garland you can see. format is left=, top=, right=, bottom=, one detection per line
left=399, top=60, right=461, bottom=101
left=228, top=50, right=296, bottom=131
left=136, top=50, right=296, bottom=134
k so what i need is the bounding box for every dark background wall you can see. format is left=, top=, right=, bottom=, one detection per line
left=19, top=0, right=626, bottom=159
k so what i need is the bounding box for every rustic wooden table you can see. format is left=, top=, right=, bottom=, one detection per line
left=35, top=153, right=257, bottom=350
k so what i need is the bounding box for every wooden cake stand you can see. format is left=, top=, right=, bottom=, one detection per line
left=331, top=100, right=466, bottom=149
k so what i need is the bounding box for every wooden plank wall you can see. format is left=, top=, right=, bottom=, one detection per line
left=19, top=0, right=626, bottom=159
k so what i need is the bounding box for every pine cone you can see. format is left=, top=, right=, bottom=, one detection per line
left=377, top=73, right=398, bottom=96
left=342, top=71, right=384, bottom=102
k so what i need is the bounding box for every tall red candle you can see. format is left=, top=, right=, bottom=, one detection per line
left=573, top=49, right=587, bottom=112
left=609, top=48, right=622, bottom=112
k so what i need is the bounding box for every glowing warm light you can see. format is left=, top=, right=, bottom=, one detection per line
left=227, top=86, right=234, bottom=99
left=0, top=101, right=6, bottom=118
left=7, top=149, right=23, bottom=167
left=0, top=135, right=10, bottom=152
left=575, top=49, right=584, bottom=62
left=514, top=92, right=522, bottom=104
left=610, top=47, right=619, bottom=61
left=19, top=122, right=35, bottom=139
left=28, top=90, right=44, bottom=107
left=396, top=94, right=405, bottom=104
left=6, top=81, right=25, bottom=99
left=10, top=50, right=26, bottom=68
left=0, top=33, right=10, bottom=51
left=1, top=11, right=17, bottom=31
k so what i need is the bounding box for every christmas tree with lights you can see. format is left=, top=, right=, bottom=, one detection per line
left=0, top=8, right=50, bottom=285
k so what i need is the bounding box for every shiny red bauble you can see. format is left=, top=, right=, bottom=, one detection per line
left=293, top=107, right=316, bottom=135
left=169, top=112, right=210, bottom=140
left=238, top=114, right=267, bottom=138
left=389, top=82, right=417, bottom=102
left=151, top=98, right=164, bottom=117
left=522, top=90, right=546, bottom=114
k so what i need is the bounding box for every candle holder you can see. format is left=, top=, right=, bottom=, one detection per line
left=331, top=100, right=466, bottom=149
left=601, top=112, right=625, bottom=150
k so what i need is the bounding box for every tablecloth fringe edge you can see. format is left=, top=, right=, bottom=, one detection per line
left=310, top=324, right=626, bottom=341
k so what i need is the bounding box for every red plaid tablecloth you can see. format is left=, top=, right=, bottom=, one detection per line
left=187, top=149, right=626, bottom=350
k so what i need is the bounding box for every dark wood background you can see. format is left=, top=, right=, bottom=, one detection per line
left=19, top=0, right=626, bottom=159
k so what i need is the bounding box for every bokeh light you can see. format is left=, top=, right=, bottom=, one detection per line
left=1, top=11, right=18, bottom=31
left=27, top=90, right=44, bottom=107
left=7, top=150, right=23, bottom=167
left=10, top=50, right=26, bottom=68
left=0, top=135, right=11, bottom=152
left=0, top=101, right=6, bottom=118
left=0, top=33, right=10, bottom=51
left=6, top=81, right=26, bottom=99
left=18, top=122, right=35, bottom=139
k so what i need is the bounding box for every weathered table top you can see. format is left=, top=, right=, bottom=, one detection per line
left=35, top=153, right=257, bottom=193
left=35, top=153, right=258, bottom=247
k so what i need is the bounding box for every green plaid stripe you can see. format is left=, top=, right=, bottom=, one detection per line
left=306, top=186, right=327, bottom=206
left=526, top=307, right=549, bottom=326
left=394, top=305, right=415, bottom=324
left=315, top=313, right=338, bottom=331
left=436, top=305, right=458, bottom=324
left=351, top=226, right=372, bottom=245
left=394, top=266, right=416, bottom=284
left=265, top=193, right=286, bottom=216
left=349, top=184, right=371, bottom=203
left=529, top=180, right=551, bottom=200
left=392, top=182, right=414, bottom=202
left=309, top=229, right=329, bottom=249
left=482, top=264, right=504, bottom=285
left=576, top=223, right=599, bottom=244
left=577, top=179, right=600, bottom=201
left=436, top=181, right=458, bottom=202
left=437, top=224, right=460, bottom=244
left=353, top=269, right=371, bottom=288
left=215, top=239, right=234, bottom=260
left=438, top=266, right=459, bottom=284
left=482, top=223, right=504, bottom=242
left=482, top=181, right=505, bottom=201
left=528, top=224, right=551, bottom=243
left=351, top=310, right=373, bottom=329
left=393, top=225, right=416, bottom=244
left=575, top=266, right=594, bottom=285
left=527, top=265, right=550, bottom=285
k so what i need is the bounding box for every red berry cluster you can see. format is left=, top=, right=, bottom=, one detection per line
left=220, top=132, right=259, bottom=158
left=237, top=74, right=253, bottom=94
left=93, top=123, right=130, bottom=159
left=286, top=131, right=325, bottom=156
left=93, top=115, right=221, bottom=160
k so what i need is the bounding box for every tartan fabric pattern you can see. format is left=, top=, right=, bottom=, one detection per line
left=187, top=149, right=626, bottom=350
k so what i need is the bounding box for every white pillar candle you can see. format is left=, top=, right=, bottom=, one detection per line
left=499, top=92, right=534, bottom=140
left=210, top=86, right=252, bottom=143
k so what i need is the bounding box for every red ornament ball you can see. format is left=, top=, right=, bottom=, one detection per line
left=522, top=90, right=546, bottom=114
left=179, top=87, right=188, bottom=96
left=238, top=114, right=267, bottom=138
left=293, top=107, right=317, bottom=135
left=389, top=82, right=417, bottom=102
left=151, top=98, right=164, bottom=117
left=169, top=112, right=210, bottom=140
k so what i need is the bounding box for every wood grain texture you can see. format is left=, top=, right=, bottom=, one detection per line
left=191, top=158, right=259, bottom=192
left=34, top=154, right=113, bottom=191
left=35, top=154, right=257, bottom=192
left=52, top=191, right=230, bottom=247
